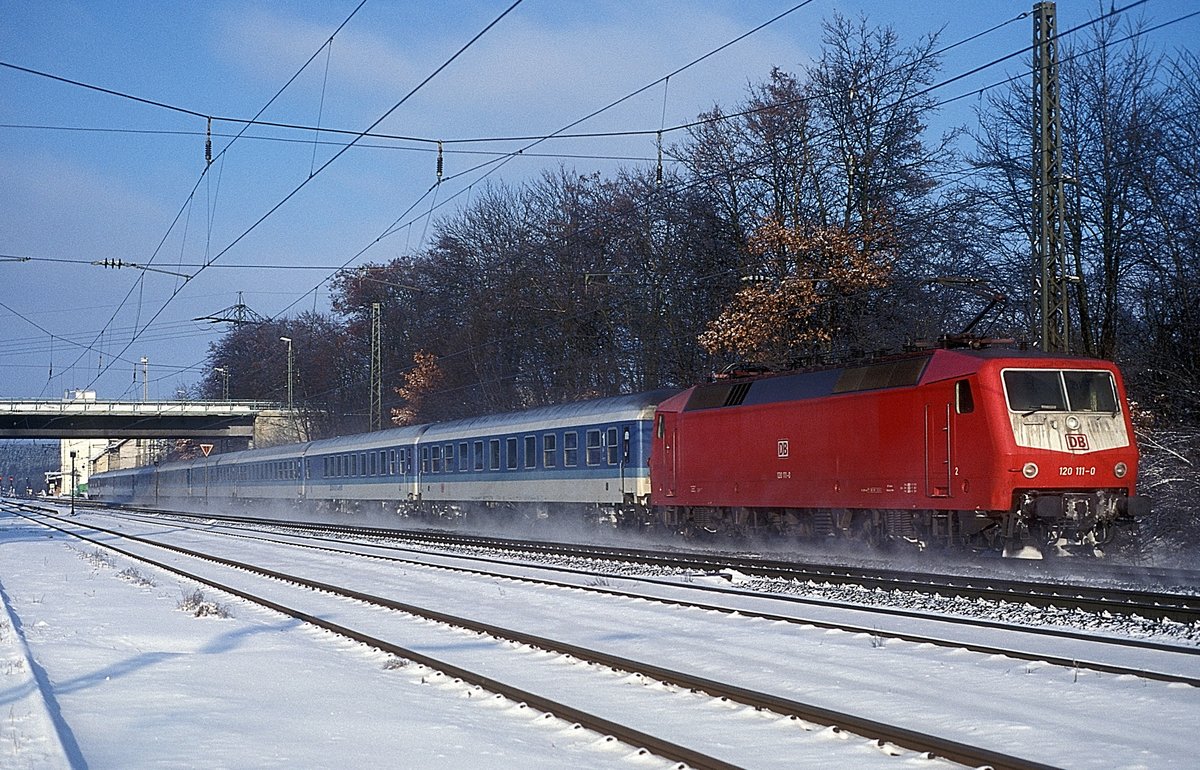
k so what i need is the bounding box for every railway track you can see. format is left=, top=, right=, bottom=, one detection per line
left=10, top=500, right=1200, bottom=767
left=6, top=502, right=1057, bottom=770
left=97, top=504, right=1200, bottom=624
left=79, top=503, right=1200, bottom=688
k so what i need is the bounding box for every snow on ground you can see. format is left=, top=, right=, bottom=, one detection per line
left=4, top=504, right=1200, bottom=769
left=0, top=513, right=678, bottom=769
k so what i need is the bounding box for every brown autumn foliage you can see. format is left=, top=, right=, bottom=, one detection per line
left=698, top=216, right=897, bottom=362
left=390, top=350, right=444, bottom=426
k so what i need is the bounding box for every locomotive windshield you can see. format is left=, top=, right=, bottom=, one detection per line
left=1003, top=369, right=1119, bottom=413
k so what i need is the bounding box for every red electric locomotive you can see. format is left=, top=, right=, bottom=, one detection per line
left=648, top=346, right=1148, bottom=555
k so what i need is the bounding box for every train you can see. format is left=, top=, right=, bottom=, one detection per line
left=90, top=345, right=1150, bottom=556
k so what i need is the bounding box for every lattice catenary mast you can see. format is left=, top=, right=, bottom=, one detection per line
left=1033, top=1, right=1070, bottom=353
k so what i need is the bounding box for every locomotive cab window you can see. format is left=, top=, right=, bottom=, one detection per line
left=1063, top=371, right=1119, bottom=413
left=1003, top=369, right=1119, bottom=413
left=1003, top=370, right=1067, bottom=412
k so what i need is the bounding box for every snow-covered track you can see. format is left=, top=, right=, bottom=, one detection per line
left=383, top=531, right=1200, bottom=622
left=111, top=507, right=1200, bottom=623
left=86, top=505, right=1200, bottom=689
left=11, top=503, right=1082, bottom=770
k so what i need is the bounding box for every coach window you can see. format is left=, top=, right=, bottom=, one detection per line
left=444, top=444, right=455, bottom=472
left=458, top=442, right=469, bottom=471
left=607, top=427, right=620, bottom=465
left=489, top=439, right=501, bottom=470
left=586, top=429, right=602, bottom=466
left=389, top=449, right=397, bottom=475
left=421, top=446, right=430, bottom=474
left=369, top=452, right=377, bottom=476
left=506, top=437, right=518, bottom=470
left=360, top=453, right=367, bottom=476
left=400, top=449, right=410, bottom=474
left=955, top=380, right=975, bottom=414
left=564, top=431, right=578, bottom=467
left=543, top=433, right=557, bottom=468
left=474, top=441, right=484, bottom=471
left=524, top=436, right=536, bottom=469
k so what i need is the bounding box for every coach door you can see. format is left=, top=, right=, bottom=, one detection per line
left=925, top=402, right=952, bottom=498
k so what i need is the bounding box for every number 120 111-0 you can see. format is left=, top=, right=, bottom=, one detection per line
left=1059, top=466, right=1096, bottom=476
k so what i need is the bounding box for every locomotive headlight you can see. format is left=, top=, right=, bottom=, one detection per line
left=1022, top=462, right=1039, bottom=479
left=1066, top=415, right=1080, bottom=430
left=1114, top=462, right=1128, bottom=479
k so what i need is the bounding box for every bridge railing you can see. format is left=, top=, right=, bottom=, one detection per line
left=0, top=400, right=281, bottom=415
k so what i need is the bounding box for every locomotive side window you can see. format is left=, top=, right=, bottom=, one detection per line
left=543, top=433, right=557, bottom=468
left=1003, top=370, right=1067, bottom=412
left=955, top=380, right=974, bottom=414
left=1063, top=371, right=1119, bottom=412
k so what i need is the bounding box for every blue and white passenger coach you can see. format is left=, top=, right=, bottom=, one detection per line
left=91, top=390, right=674, bottom=524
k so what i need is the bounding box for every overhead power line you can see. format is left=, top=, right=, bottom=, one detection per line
left=84, top=0, right=526, bottom=392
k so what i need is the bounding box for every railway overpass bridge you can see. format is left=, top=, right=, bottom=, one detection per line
left=0, top=398, right=308, bottom=497
left=0, top=399, right=288, bottom=440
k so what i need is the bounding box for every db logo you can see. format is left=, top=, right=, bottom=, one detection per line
left=1066, top=434, right=1090, bottom=451
left=777, top=440, right=789, bottom=458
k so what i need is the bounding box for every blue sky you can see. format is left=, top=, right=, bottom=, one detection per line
left=2, top=0, right=1196, bottom=401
